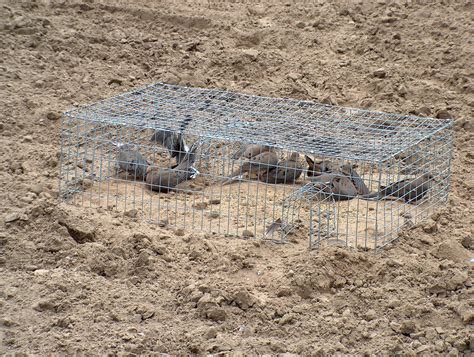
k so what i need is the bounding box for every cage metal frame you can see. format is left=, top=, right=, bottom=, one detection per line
left=59, top=82, right=454, bottom=250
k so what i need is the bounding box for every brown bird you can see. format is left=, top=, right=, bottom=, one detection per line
left=145, top=143, right=199, bottom=193
left=339, top=164, right=370, bottom=195
left=311, top=174, right=358, bottom=201
left=259, top=153, right=304, bottom=184
left=115, top=144, right=149, bottom=180
left=232, top=144, right=272, bottom=160
left=305, top=156, right=338, bottom=177
left=362, top=173, right=433, bottom=203
left=225, top=150, right=279, bottom=185
left=150, top=130, right=189, bottom=165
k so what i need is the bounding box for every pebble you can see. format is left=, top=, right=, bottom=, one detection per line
left=175, top=228, right=185, bottom=236
left=46, top=112, right=61, bottom=121
left=209, top=199, right=221, bottom=205
left=436, top=109, right=453, bottom=119
left=209, top=211, right=220, bottom=219
left=4, top=213, right=20, bottom=223
left=29, top=184, right=43, bottom=195
left=82, top=179, right=93, bottom=189
left=373, top=68, right=387, bottom=78
left=400, top=320, right=417, bottom=335
left=124, top=209, right=138, bottom=218
left=422, top=219, right=438, bottom=234
left=193, top=202, right=208, bottom=210
left=23, top=135, right=33, bottom=142
left=242, top=229, right=254, bottom=238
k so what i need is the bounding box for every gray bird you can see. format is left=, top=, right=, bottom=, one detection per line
left=362, top=173, right=433, bottom=203
left=339, top=164, right=370, bottom=195
left=150, top=130, right=189, bottom=165
left=259, top=153, right=304, bottom=184
left=305, top=156, right=338, bottom=177
left=311, top=174, right=358, bottom=202
left=146, top=142, right=199, bottom=193
left=224, top=151, right=279, bottom=185
left=115, top=144, right=149, bottom=180
left=232, top=144, right=272, bottom=160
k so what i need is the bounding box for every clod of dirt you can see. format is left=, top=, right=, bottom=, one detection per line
left=373, top=68, right=387, bottom=78
left=422, top=219, right=438, bottom=234
left=241, top=230, right=254, bottom=238
left=431, top=241, right=471, bottom=263
left=124, top=208, right=138, bottom=218
left=399, top=320, right=417, bottom=335
left=46, top=112, right=61, bottom=120
left=209, top=211, right=219, bottom=219
left=58, top=217, right=96, bottom=244
left=231, top=290, right=256, bottom=311
left=32, top=299, right=57, bottom=312
left=193, top=202, right=208, bottom=210
left=4, top=213, right=20, bottom=223
left=436, top=109, right=453, bottom=119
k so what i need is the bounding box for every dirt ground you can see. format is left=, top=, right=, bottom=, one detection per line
left=1, top=0, right=473, bottom=355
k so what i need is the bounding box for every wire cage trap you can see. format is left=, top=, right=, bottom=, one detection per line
left=59, top=82, right=453, bottom=250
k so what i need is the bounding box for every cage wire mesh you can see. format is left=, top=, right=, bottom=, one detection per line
left=59, top=82, right=454, bottom=251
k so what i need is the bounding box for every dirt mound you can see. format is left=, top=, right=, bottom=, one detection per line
left=1, top=0, right=472, bottom=355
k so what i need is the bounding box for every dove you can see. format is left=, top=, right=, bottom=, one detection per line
left=232, top=144, right=272, bottom=160
left=150, top=130, right=189, bottom=165
left=305, top=156, right=338, bottom=177
left=259, top=153, right=304, bottom=184
left=311, top=174, right=358, bottom=201
left=361, top=173, right=433, bottom=203
left=224, top=151, right=279, bottom=185
left=339, top=164, right=370, bottom=195
left=115, top=144, right=149, bottom=180
left=146, top=142, right=199, bottom=193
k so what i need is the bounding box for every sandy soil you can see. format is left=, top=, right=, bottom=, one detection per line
left=1, top=0, right=473, bottom=355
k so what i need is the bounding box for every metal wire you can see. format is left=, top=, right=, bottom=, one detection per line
left=59, top=83, right=454, bottom=251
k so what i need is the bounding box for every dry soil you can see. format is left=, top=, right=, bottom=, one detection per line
left=0, top=0, right=473, bottom=355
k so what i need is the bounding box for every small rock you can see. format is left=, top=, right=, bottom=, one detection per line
left=33, top=269, right=50, bottom=276
left=124, top=209, right=138, bottom=218
left=279, top=313, right=294, bottom=325
left=29, top=184, right=43, bottom=195
left=365, top=309, right=377, bottom=321
left=209, top=211, right=220, bottom=219
left=241, top=229, right=254, bottom=238
left=460, top=236, right=472, bottom=249
left=209, top=199, right=221, bottom=205
left=400, top=320, right=417, bottom=335
left=295, top=21, right=306, bottom=29
left=373, top=68, right=387, bottom=78
left=204, top=327, right=218, bottom=340
left=193, top=202, right=208, bottom=210
left=461, top=310, right=474, bottom=325
left=175, top=228, right=185, bottom=236
left=232, top=290, right=256, bottom=310
left=23, top=135, right=33, bottom=142
left=158, top=219, right=168, bottom=227
left=277, top=286, right=293, bottom=297
left=58, top=218, right=95, bottom=244
left=422, top=219, right=438, bottom=234
left=108, top=78, right=123, bottom=86
left=32, top=299, right=56, bottom=312
left=46, top=112, right=61, bottom=121
left=436, top=110, right=453, bottom=119
left=82, top=179, right=93, bottom=189
left=206, top=308, right=226, bottom=322
left=418, top=106, right=431, bottom=116
left=4, top=213, right=20, bottom=223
